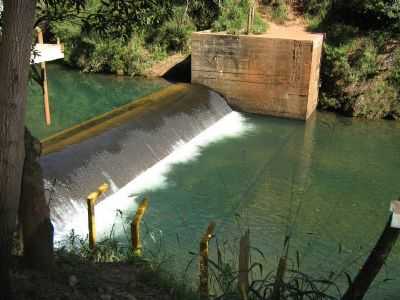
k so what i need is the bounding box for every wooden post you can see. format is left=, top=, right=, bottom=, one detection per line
left=246, top=0, right=256, bottom=34
left=342, top=201, right=400, bottom=300
left=131, top=198, right=149, bottom=256
left=86, top=183, right=109, bottom=249
left=199, top=222, right=216, bottom=300
left=238, top=230, right=250, bottom=300
left=35, top=27, right=51, bottom=126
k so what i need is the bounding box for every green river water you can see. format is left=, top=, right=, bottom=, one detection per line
left=131, top=112, right=400, bottom=299
left=27, top=63, right=169, bottom=139
left=28, top=66, right=400, bottom=299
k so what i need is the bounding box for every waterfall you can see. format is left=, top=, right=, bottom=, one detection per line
left=40, top=84, right=246, bottom=241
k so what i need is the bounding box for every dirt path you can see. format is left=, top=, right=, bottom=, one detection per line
left=257, top=0, right=310, bottom=35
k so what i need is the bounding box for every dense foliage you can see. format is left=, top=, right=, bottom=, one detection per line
left=38, top=0, right=400, bottom=119
left=305, top=0, right=400, bottom=119
left=43, top=0, right=217, bottom=76
left=212, top=0, right=267, bottom=34
left=43, top=1, right=189, bottom=75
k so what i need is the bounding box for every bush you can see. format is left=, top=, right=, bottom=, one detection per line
left=304, top=0, right=400, bottom=32
left=353, top=79, right=398, bottom=119
left=150, top=6, right=195, bottom=52
left=188, top=0, right=220, bottom=30
left=390, top=48, right=400, bottom=89
left=318, top=38, right=383, bottom=115
left=350, top=39, right=379, bottom=81
left=270, top=0, right=289, bottom=24
left=212, top=0, right=267, bottom=35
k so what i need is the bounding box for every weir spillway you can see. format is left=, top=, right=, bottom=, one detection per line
left=40, top=84, right=233, bottom=239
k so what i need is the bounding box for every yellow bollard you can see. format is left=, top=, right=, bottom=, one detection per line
left=131, top=198, right=149, bottom=256
left=199, top=222, right=216, bottom=300
left=87, top=183, right=109, bottom=249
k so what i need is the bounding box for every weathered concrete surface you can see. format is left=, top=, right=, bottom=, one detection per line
left=191, top=31, right=324, bottom=120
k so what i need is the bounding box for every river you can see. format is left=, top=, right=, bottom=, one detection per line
left=28, top=65, right=400, bottom=299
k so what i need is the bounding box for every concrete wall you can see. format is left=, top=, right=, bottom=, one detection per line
left=191, top=31, right=324, bottom=120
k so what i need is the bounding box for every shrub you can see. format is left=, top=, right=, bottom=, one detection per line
left=270, top=0, right=289, bottom=24
left=188, top=0, right=220, bottom=30
left=349, top=40, right=379, bottom=81
left=304, top=0, right=400, bottom=32
left=212, top=0, right=267, bottom=35
left=390, top=48, right=400, bottom=89
left=150, top=6, right=195, bottom=52
left=353, top=79, right=398, bottom=119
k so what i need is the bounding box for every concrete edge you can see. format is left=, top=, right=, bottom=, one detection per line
left=40, top=84, right=190, bottom=156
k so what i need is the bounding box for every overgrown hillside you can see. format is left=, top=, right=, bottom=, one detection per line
left=43, top=0, right=400, bottom=120
left=42, top=0, right=217, bottom=76
left=303, top=0, right=400, bottom=119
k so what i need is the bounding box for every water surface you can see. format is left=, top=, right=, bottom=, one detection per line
left=120, top=112, right=400, bottom=299
left=27, top=64, right=169, bottom=139
left=35, top=66, right=400, bottom=299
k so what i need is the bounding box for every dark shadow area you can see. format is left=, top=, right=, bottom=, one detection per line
left=163, top=55, right=191, bottom=83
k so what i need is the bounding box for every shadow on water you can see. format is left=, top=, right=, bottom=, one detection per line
left=125, top=113, right=400, bottom=299
left=40, top=83, right=233, bottom=238
left=37, top=64, right=400, bottom=299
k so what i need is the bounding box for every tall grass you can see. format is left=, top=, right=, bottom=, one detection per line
left=212, top=0, right=267, bottom=35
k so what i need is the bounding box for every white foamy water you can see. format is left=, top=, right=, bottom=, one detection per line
left=54, top=111, right=252, bottom=242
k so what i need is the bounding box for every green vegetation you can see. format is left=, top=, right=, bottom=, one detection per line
left=45, top=1, right=197, bottom=76
left=212, top=0, right=267, bottom=34
left=41, top=0, right=400, bottom=120
left=304, top=0, right=400, bottom=119
left=51, top=228, right=342, bottom=300
left=269, top=0, right=289, bottom=24
left=203, top=236, right=340, bottom=300
left=44, top=1, right=267, bottom=76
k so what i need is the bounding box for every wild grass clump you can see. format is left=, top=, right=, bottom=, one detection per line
left=270, top=0, right=289, bottom=24
left=184, top=232, right=341, bottom=300
left=57, top=228, right=199, bottom=300
left=149, top=6, right=196, bottom=52
left=212, top=0, right=267, bottom=35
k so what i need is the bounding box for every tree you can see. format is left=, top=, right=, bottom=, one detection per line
left=0, top=1, right=175, bottom=298
left=0, top=1, right=37, bottom=298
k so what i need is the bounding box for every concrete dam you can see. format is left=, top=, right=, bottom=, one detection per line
left=39, top=31, right=325, bottom=240
left=31, top=60, right=400, bottom=299
left=40, top=83, right=236, bottom=239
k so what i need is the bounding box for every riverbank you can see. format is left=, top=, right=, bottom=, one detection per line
left=11, top=251, right=194, bottom=300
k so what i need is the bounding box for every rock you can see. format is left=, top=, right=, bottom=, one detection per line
left=124, top=294, right=137, bottom=300
left=100, top=295, right=112, bottom=300
left=68, top=275, right=78, bottom=287
left=127, top=294, right=137, bottom=300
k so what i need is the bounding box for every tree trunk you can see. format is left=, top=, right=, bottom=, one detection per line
left=0, top=1, right=36, bottom=298
left=19, top=129, right=54, bottom=270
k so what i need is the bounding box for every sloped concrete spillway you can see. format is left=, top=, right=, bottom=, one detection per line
left=40, top=84, right=232, bottom=239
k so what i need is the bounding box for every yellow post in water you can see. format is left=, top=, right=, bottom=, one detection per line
left=131, top=198, right=149, bottom=256
left=87, top=183, right=109, bottom=249
left=199, top=222, right=215, bottom=300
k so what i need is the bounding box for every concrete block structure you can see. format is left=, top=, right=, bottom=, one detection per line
left=191, top=31, right=324, bottom=120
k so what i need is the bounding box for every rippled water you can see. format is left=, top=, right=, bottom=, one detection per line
left=122, top=112, right=400, bottom=299
left=35, top=66, right=400, bottom=299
